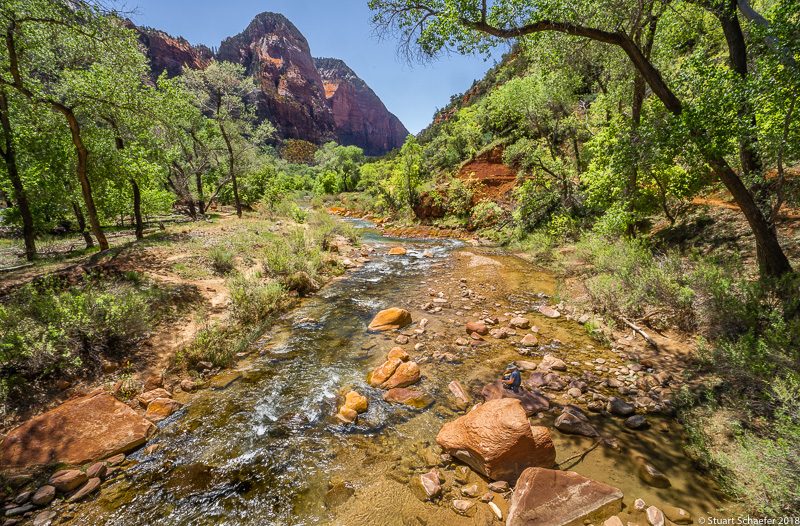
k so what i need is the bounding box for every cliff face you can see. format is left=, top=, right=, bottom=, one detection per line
left=315, top=58, right=408, bottom=156
left=134, top=26, right=213, bottom=78
left=217, top=13, right=336, bottom=144
left=133, top=12, right=408, bottom=155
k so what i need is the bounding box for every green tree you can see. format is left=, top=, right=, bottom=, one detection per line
left=182, top=61, right=262, bottom=218
left=369, top=0, right=793, bottom=279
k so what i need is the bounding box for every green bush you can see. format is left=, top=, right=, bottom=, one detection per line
left=0, top=273, right=172, bottom=404
left=577, top=235, right=695, bottom=329
left=208, top=245, right=235, bottom=275
left=470, top=200, right=505, bottom=230
left=227, top=273, right=286, bottom=324
left=178, top=323, right=238, bottom=368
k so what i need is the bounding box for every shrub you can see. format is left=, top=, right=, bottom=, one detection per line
left=178, top=323, right=238, bottom=368
left=446, top=179, right=475, bottom=217
left=470, top=200, right=505, bottom=230
left=227, top=273, right=286, bottom=324
left=0, top=273, right=172, bottom=405
left=208, top=245, right=235, bottom=275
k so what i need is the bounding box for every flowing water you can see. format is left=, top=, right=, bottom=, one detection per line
left=74, top=221, right=734, bottom=526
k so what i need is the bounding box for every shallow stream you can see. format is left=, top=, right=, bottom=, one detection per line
left=74, top=221, right=733, bottom=525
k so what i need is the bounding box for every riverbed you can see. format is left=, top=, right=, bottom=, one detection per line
left=72, top=221, right=733, bottom=525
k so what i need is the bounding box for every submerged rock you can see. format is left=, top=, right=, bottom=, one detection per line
left=436, top=398, right=556, bottom=483
left=537, top=354, right=567, bottom=372
left=507, top=467, right=623, bottom=526
left=411, top=469, right=442, bottom=501
left=448, top=380, right=470, bottom=408
left=144, top=398, right=182, bottom=423
left=636, top=457, right=672, bottom=488
left=383, top=388, right=433, bottom=409
left=451, top=499, right=476, bottom=516
left=537, top=305, right=561, bottom=319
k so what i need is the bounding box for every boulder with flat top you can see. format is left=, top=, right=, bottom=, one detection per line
left=481, top=380, right=549, bottom=416
left=0, top=391, right=155, bottom=468
left=507, top=467, right=623, bottom=526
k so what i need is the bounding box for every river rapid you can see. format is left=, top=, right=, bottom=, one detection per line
left=73, top=220, right=733, bottom=526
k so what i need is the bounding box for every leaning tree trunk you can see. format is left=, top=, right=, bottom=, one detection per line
left=72, top=201, right=94, bottom=248
left=56, top=106, right=108, bottom=250
left=219, top=122, right=242, bottom=218
left=716, top=0, right=763, bottom=179
left=0, top=89, right=35, bottom=260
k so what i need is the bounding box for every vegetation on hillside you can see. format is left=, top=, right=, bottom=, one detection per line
left=360, top=0, right=800, bottom=513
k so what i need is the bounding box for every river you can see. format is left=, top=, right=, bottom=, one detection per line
left=73, top=220, right=732, bottom=525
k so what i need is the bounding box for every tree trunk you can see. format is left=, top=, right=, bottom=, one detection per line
left=625, top=73, right=647, bottom=236
left=0, top=89, right=35, bottom=260
left=72, top=201, right=94, bottom=248
left=219, top=122, right=242, bottom=218
left=130, top=178, right=143, bottom=240
left=195, top=172, right=206, bottom=216
left=707, top=155, right=792, bottom=276
left=55, top=106, right=108, bottom=250
left=716, top=1, right=763, bottom=181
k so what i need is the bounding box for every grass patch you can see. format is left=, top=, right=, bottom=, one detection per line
left=178, top=323, right=240, bottom=368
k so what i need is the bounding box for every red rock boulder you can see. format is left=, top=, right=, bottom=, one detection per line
left=0, top=391, right=155, bottom=468
left=481, top=381, right=550, bottom=416
left=436, top=399, right=556, bottom=483
left=368, top=308, right=412, bottom=331
left=507, top=467, right=623, bottom=526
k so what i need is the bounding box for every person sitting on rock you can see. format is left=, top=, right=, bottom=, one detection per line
left=501, top=363, right=521, bottom=393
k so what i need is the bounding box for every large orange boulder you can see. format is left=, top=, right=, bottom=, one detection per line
left=507, top=467, right=623, bottom=526
left=436, top=399, right=556, bottom=483
left=368, top=308, right=412, bottom=331
left=381, top=361, right=420, bottom=389
left=0, top=391, right=156, bottom=468
left=368, top=358, right=402, bottom=386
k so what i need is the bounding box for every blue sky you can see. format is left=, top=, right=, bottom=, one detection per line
left=126, top=0, right=505, bottom=134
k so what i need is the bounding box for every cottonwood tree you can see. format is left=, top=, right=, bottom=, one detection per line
left=369, top=0, right=794, bottom=279
left=182, top=61, right=259, bottom=218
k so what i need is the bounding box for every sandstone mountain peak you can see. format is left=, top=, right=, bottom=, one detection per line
left=133, top=13, right=407, bottom=155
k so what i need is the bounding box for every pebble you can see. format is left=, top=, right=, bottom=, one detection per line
left=31, top=486, right=55, bottom=506
left=488, top=501, right=503, bottom=520
left=451, top=499, right=475, bottom=516
left=32, top=511, right=57, bottom=526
